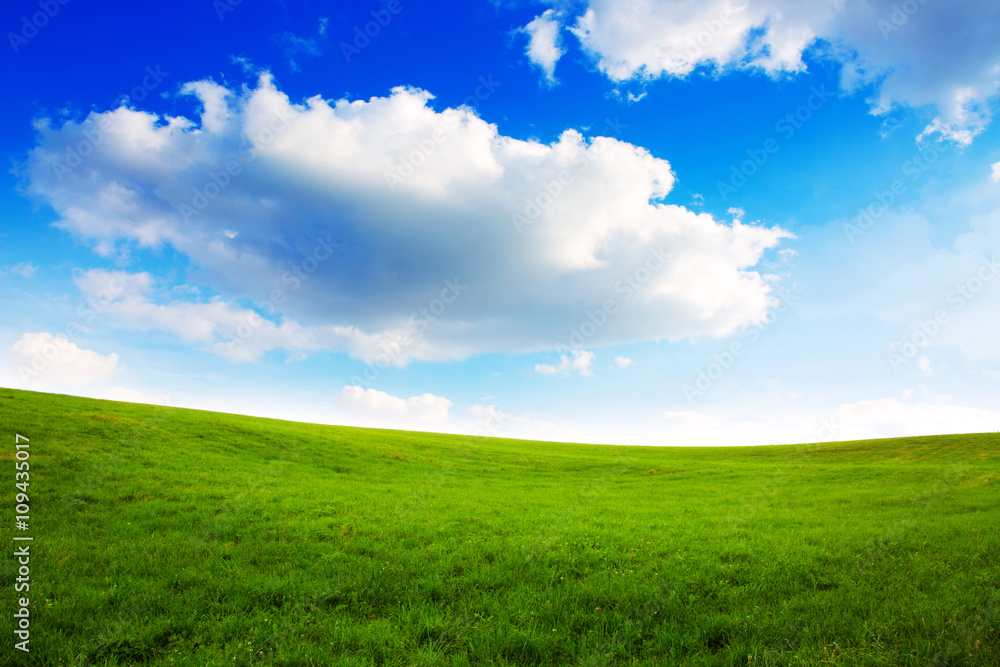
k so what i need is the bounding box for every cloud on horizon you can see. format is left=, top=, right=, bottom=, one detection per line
left=336, top=385, right=453, bottom=430
left=5, top=332, right=119, bottom=386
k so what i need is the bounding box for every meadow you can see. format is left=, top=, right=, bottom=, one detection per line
left=1, top=387, right=997, bottom=666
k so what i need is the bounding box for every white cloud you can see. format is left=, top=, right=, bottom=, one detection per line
left=727, top=207, right=745, bottom=219
left=657, top=409, right=799, bottom=446
left=829, top=397, right=1000, bottom=441
left=535, top=349, right=596, bottom=377
left=521, top=10, right=565, bottom=85
left=613, top=355, right=633, bottom=368
left=992, top=161, right=1000, bottom=182
left=568, top=1, right=834, bottom=81
left=0, top=333, right=173, bottom=408
left=468, top=403, right=510, bottom=436
left=6, top=332, right=119, bottom=386
left=336, top=385, right=453, bottom=429
left=656, top=395, right=1000, bottom=447
left=28, top=75, right=790, bottom=363
left=72, top=269, right=459, bottom=365
left=558, top=0, right=1000, bottom=144
left=663, top=409, right=714, bottom=429
left=100, top=385, right=170, bottom=406
left=466, top=402, right=588, bottom=441
left=180, top=81, right=233, bottom=133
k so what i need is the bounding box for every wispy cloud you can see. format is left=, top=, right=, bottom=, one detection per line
left=272, top=31, right=321, bottom=72
left=1, top=262, right=38, bottom=279
left=536, top=349, right=595, bottom=377
left=613, top=356, right=632, bottom=369
left=519, top=9, right=565, bottom=85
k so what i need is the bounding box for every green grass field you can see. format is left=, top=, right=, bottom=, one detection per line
left=1, top=388, right=998, bottom=666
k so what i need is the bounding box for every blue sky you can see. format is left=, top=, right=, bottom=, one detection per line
left=2, top=0, right=1000, bottom=445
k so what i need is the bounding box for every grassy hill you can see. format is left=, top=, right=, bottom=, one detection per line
left=1, top=388, right=998, bottom=666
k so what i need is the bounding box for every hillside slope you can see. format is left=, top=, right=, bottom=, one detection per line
left=1, top=388, right=998, bottom=666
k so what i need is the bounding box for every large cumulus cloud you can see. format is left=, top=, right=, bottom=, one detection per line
left=26, top=74, right=789, bottom=363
